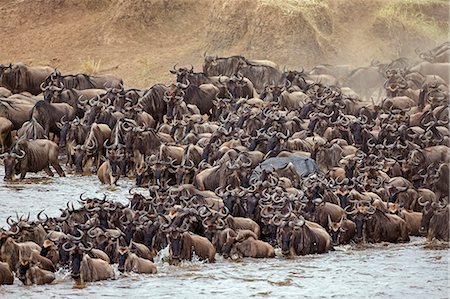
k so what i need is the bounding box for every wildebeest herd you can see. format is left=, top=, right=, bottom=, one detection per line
left=0, top=42, right=449, bottom=286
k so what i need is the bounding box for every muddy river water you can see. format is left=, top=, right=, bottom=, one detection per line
left=0, top=167, right=448, bottom=299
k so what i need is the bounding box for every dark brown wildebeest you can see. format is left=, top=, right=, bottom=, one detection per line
left=277, top=216, right=332, bottom=256
left=0, top=63, right=54, bottom=95
left=117, top=246, right=157, bottom=274
left=30, top=100, right=76, bottom=137
left=1, top=139, right=65, bottom=180
left=165, top=82, right=219, bottom=116
left=386, top=204, right=422, bottom=237
left=419, top=198, right=449, bottom=241
left=59, top=118, right=89, bottom=167
left=239, top=63, right=284, bottom=93
left=0, top=231, right=41, bottom=272
left=0, top=97, right=36, bottom=130
left=42, top=70, right=123, bottom=90
left=0, top=262, right=13, bottom=284
left=229, top=233, right=275, bottom=258
left=203, top=55, right=246, bottom=77
left=44, top=87, right=105, bottom=117
left=327, top=215, right=356, bottom=245
left=170, top=65, right=213, bottom=86
left=18, top=259, right=55, bottom=285
left=16, top=117, right=46, bottom=140
left=63, top=241, right=114, bottom=284
left=346, top=201, right=410, bottom=243
left=219, top=73, right=258, bottom=99
left=165, top=223, right=216, bottom=264
left=137, top=83, right=167, bottom=125
left=0, top=117, right=13, bottom=152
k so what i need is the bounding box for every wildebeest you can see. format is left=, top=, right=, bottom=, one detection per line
left=117, top=246, right=157, bottom=274
left=0, top=117, right=13, bottom=152
left=43, top=70, right=123, bottom=90
left=16, top=118, right=46, bottom=140
left=343, top=66, right=384, bottom=99
left=346, top=202, right=410, bottom=243
left=1, top=139, right=65, bottom=180
left=0, top=97, right=37, bottom=130
left=229, top=233, right=275, bottom=258
left=203, top=55, right=246, bottom=77
left=0, top=262, right=14, bottom=284
left=18, top=259, right=55, bottom=285
left=419, top=198, right=449, bottom=241
left=327, top=216, right=356, bottom=245
left=409, top=61, right=450, bottom=83
left=277, top=216, right=332, bottom=256
left=137, top=84, right=167, bottom=125
left=0, top=231, right=41, bottom=272
left=30, top=100, right=76, bottom=137
left=0, top=63, right=55, bottom=95
left=167, top=228, right=216, bottom=264
left=64, top=242, right=114, bottom=284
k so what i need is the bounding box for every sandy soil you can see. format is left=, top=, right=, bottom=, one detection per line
left=0, top=0, right=447, bottom=88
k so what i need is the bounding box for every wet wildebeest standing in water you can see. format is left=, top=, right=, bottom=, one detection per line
left=1, top=139, right=65, bottom=180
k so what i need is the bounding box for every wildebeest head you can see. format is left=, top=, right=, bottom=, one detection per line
left=345, top=201, right=375, bottom=242
left=168, top=230, right=183, bottom=260
left=43, top=84, right=63, bottom=103
left=64, top=241, right=92, bottom=279
left=147, top=155, right=170, bottom=185
left=170, top=65, right=193, bottom=84
left=418, top=197, right=446, bottom=235
left=117, top=246, right=130, bottom=272
left=18, top=259, right=31, bottom=283
left=222, top=229, right=237, bottom=256
left=165, top=218, right=190, bottom=262
left=41, top=70, right=63, bottom=90
left=73, top=145, right=86, bottom=173
left=328, top=215, right=346, bottom=246
left=277, top=216, right=306, bottom=256
left=261, top=84, right=285, bottom=103
left=1, top=150, right=25, bottom=181
left=106, top=148, right=123, bottom=178
left=163, top=82, right=188, bottom=120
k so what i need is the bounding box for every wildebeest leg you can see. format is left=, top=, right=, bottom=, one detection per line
left=51, top=160, right=65, bottom=177
left=44, top=166, right=54, bottom=177
left=67, top=154, right=73, bottom=167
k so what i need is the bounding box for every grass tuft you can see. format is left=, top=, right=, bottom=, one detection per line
left=80, top=57, right=102, bottom=75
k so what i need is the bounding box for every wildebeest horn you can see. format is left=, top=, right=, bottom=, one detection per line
left=6, top=216, right=15, bottom=226
left=37, top=210, right=48, bottom=222
left=344, top=205, right=357, bottom=215
left=62, top=242, right=76, bottom=252
left=15, top=150, right=25, bottom=159
left=418, top=196, right=430, bottom=206
left=79, top=241, right=93, bottom=251
left=70, top=228, right=84, bottom=241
